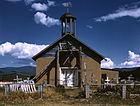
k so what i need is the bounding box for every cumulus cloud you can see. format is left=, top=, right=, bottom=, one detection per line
left=24, top=0, right=36, bottom=5
left=95, top=2, right=140, bottom=22
left=31, top=3, right=48, bottom=11
left=47, top=0, right=55, bottom=6
left=86, top=25, right=93, bottom=29
left=34, top=12, right=60, bottom=27
left=120, top=51, right=140, bottom=68
left=0, top=42, right=48, bottom=59
left=101, top=58, right=115, bottom=69
left=5, top=0, right=22, bottom=2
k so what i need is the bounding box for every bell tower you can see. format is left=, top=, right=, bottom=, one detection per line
left=60, top=5, right=76, bottom=37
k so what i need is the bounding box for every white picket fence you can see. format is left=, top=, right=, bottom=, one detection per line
left=9, top=84, right=36, bottom=93
left=0, top=83, right=36, bottom=93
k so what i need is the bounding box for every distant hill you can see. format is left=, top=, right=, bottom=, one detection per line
left=0, top=66, right=36, bottom=81
left=1, top=73, right=33, bottom=82
left=0, top=66, right=36, bottom=76
left=118, top=67, right=140, bottom=81
left=114, top=67, right=138, bottom=71
left=102, top=67, right=140, bottom=81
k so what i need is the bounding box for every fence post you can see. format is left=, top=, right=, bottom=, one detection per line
left=5, top=84, right=9, bottom=97
left=38, top=84, right=43, bottom=98
left=85, top=85, right=89, bottom=98
left=122, top=85, right=126, bottom=99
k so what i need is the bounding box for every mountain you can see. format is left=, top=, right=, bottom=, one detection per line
left=118, top=67, right=140, bottom=81
left=114, top=67, right=138, bottom=71
left=0, top=66, right=36, bottom=76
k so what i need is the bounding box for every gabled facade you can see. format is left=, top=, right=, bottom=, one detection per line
left=32, top=12, right=119, bottom=87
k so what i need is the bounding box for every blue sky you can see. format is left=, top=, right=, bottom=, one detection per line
left=0, top=0, right=140, bottom=68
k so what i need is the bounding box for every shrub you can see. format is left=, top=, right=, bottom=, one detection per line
left=55, top=85, right=65, bottom=94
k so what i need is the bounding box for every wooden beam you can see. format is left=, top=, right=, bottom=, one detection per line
left=65, top=18, right=67, bottom=35
left=59, top=50, right=79, bottom=52
left=61, top=67, right=78, bottom=70
left=56, top=47, right=60, bottom=86
left=79, top=46, right=82, bottom=87
left=32, top=58, right=55, bottom=83
left=70, top=18, right=72, bottom=34
left=74, top=20, right=76, bottom=36
left=61, top=21, right=63, bottom=36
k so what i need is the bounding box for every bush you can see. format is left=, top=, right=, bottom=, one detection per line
left=55, top=85, right=65, bottom=94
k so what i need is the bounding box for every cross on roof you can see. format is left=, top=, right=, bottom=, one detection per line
left=64, top=2, right=72, bottom=13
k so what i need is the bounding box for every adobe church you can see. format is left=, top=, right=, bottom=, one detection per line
left=32, top=10, right=119, bottom=87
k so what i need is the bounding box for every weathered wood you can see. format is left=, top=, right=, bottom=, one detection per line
left=38, top=84, right=43, bottom=98
left=59, top=50, right=79, bottom=52
left=84, top=62, right=87, bottom=85
left=79, top=46, right=82, bottom=87
left=74, top=20, right=76, bottom=36
left=56, top=47, right=60, bottom=86
left=122, top=85, right=126, bottom=99
left=5, top=84, right=9, bottom=97
left=33, top=58, right=55, bottom=83
left=70, top=18, right=72, bottom=34
left=85, top=85, right=89, bottom=98
left=61, top=21, right=63, bottom=36
left=65, top=18, right=67, bottom=35
left=61, top=67, right=78, bottom=70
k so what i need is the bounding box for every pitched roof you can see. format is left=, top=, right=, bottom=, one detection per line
left=32, top=34, right=105, bottom=62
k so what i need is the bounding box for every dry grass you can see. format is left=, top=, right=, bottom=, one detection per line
left=0, top=86, right=140, bottom=106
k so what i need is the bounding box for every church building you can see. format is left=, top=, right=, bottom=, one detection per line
left=32, top=10, right=119, bottom=87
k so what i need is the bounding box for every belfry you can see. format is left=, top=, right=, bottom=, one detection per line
left=60, top=12, right=76, bottom=37
left=32, top=7, right=119, bottom=87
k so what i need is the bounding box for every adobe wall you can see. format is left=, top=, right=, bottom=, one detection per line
left=36, top=57, right=55, bottom=85
left=35, top=57, right=102, bottom=86
left=82, top=57, right=101, bottom=85
left=101, top=69, right=119, bottom=83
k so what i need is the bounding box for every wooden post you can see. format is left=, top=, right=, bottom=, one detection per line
left=65, top=18, right=67, bottom=35
left=38, top=84, right=43, bottom=98
left=85, top=85, right=89, bottom=98
left=74, top=20, right=76, bottom=36
left=84, top=62, right=87, bottom=85
left=122, top=85, right=126, bottom=99
left=5, top=84, right=9, bottom=97
left=84, top=62, right=89, bottom=98
left=79, top=46, right=82, bottom=87
left=61, top=21, right=63, bottom=36
left=70, top=18, right=72, bottom=34
left=56, top=47, right=60, bottom=87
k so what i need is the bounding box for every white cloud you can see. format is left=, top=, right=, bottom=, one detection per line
left=101, top=58, right=115, bottom=69
left=31, top=3, right=48, bottom=11
left=86, top=25, right=93, bottom=29
left=24, top=0, right=36, bottom=5
left=95, top=2, right=140, bottom=22
left=34, top=12, right=60, bottom=27
left=0, top=42, right=48, bottom=59
left=47, top=0, right=55, bottom=6
left=5, top=0, right=22, bottom=2
left=120, top=51, right=140, bottom=68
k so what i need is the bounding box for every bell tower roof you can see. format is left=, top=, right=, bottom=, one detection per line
left=60, top=13, right=76, bottom=22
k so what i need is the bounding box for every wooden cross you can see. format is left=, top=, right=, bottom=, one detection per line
left=127, top=74, right=134, bottom=81
left=13, top=75, right=22, bottom=82
left=64, top=2, right=72, bottom=13
left=105, top=77, right=110, bottom=84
